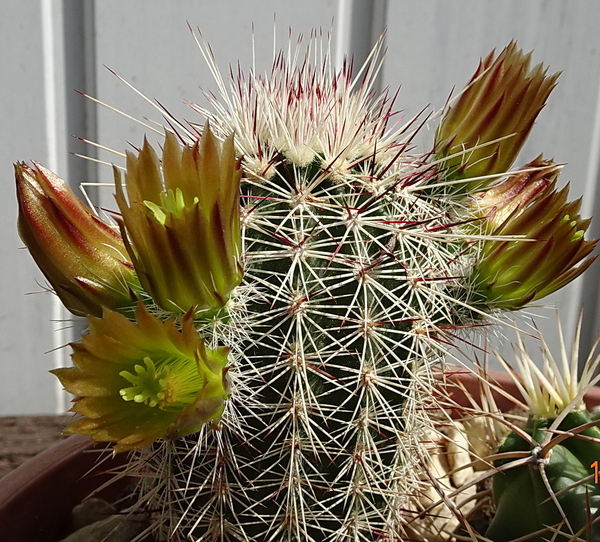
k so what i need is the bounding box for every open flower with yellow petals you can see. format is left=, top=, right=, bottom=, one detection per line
left=115, top=123, right=242, bottom=315
left=52, top=303, right=230, bottom=452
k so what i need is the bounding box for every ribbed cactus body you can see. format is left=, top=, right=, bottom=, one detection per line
left=122, top=36, right=577, bottom=542
left=131, top=152, right=472, bottom=541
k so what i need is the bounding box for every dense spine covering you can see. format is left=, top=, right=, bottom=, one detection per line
left=134, top=168, right=466, bottom=541
left=123, top=37, right=584, bottom=541
left=15, top=32, right=598, bottom=542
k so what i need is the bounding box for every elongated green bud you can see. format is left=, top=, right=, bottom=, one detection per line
left=435, top=42, right=559, bottom=192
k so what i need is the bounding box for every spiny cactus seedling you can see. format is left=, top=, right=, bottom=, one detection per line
left=486, top=317, right=600, bottom=542
left=15, top=32, right=597, bottom=541
left=419, top=317, right=600, bottom=542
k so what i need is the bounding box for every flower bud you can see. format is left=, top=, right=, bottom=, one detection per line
left=471, top=163, right=597, bottom=310
left=52, top=303, right=231, bottom=452
left=435, top=42, right=559, bottom=192
left=115, top=124, right=243, bottom=314
left=16, top=162, right=138, bottom=316
left=473, top=156, right=559, bottom=229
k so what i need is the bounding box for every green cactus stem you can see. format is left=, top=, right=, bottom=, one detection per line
left=488, top=411, right=600, bottom=542
left=487, top=317, right=600, bottom=541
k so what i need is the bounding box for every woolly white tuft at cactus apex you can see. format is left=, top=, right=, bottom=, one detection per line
left=15, top=28, right=599, bottom=542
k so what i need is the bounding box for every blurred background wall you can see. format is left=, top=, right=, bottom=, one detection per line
left=3, top=0, right=600, bottom=415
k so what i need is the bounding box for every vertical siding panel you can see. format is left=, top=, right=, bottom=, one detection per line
left=335, top=0, right=388, bottom=72
left=576, top=78, right=600, bottom=362
left=41, top=0, right=71, bottom=414
left=1, top=2, right=64, bottom=414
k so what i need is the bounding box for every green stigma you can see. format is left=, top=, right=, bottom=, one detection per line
left=144, top=188, right=199, bottom=224
left=120, top=357, right=169, bottom=407
left=573, top=229, right=584, bottom=242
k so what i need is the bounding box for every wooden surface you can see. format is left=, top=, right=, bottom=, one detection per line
left=0, top=416, right=70, bottom=479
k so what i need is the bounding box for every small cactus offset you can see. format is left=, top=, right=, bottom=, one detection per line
left=485, top=318, right=600, bottom=542
left=15, top=32, right=598, bottom=541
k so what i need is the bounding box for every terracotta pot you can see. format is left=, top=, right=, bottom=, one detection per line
left=0, top=434, right=130, bottom=542
left=444, top=367, right=600, bottom=411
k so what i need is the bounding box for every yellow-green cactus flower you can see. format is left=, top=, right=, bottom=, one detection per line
left=471, top=162, right=597, bottom=310
left=52, top=303, right=231, bottom=452
left=16, top=162, right=139, bottom=317
left=115, top=124, right=243, bottom=314
left=435, top=42, right=559, bottom=192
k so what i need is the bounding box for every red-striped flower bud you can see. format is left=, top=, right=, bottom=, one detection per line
left=471, top=161, right=597, bottom=310
left=473, top=156, right=559, bottom=229
left=435, top=42, right=559, bottom=192
left=16, top=162, right=139, bottom=316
